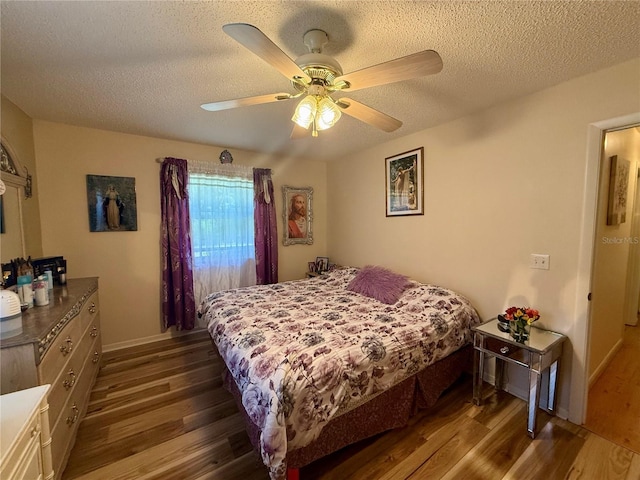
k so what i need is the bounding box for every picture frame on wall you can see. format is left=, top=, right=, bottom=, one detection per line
left=86, top=174, right=138, bottom=232
left=385, top=147, right=424, bottom=217
left=606, top=155, right=630, bottom=225
left=282, top=185, right=313, bottom=245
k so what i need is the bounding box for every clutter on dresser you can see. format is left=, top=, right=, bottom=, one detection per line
left=2, top=256, right=67, bottom=311
left=31, top=256, right=67, bottom=286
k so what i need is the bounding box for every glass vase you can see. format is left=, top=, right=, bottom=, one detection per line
left=510, top=320, right=530, bottom=343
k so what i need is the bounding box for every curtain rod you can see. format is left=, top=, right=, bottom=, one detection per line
left=155, top=157, right=274, bottom=175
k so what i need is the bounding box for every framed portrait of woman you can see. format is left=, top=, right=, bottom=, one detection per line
left=86, top=174, right=138, bottom=232
left=385, top=147, right=424, bottom=217
left=282, top=185, right=313, bottom=245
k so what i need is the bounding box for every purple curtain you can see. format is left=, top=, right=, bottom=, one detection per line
left=253, top=168, right=278, bottom=284
left=160, top=157, right=196, bottom=330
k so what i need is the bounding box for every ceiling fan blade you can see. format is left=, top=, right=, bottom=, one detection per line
left=335, top=50, right=442, bottom=92
left=223, top=23, right=310, bottom=83
left=201, top=93, right=293, bottom=112
left=337, top=98, right=403, bottom=132
left=290, top=123, right=310, bottom=140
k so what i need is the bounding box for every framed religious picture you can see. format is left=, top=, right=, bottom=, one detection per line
left=282, top=185, right=313, bottom=245
left=606, top=155, right=630, bottom=225
left=86, top=174, right=138, bottom=232
left=385, top=147, right=424, bottom=217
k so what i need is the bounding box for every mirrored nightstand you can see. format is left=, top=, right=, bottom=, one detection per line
left=472, top=318, right=567, bottom=438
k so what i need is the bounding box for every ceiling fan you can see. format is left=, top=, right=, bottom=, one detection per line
left=201, top=23, right=443, bottom=138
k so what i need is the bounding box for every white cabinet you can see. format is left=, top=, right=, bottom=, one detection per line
left=0, top=384, right=54, bottom=480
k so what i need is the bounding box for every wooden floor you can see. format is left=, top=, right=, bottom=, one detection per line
left=584, top=324, right=640, bottom=454
left=63, top=330, right=640, bottom=480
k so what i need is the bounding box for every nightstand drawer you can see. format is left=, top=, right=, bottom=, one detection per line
left=485, top=338, right=528, bottom=365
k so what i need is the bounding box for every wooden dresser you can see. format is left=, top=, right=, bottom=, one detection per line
left=0, top=278, right=101, bottom=479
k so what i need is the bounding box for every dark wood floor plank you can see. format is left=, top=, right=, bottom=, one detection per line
left=88, top=363, right=220, bottom=411
left=101, top=330, right=211, bottom=363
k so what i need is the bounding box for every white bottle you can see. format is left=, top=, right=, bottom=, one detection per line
left=34, top=276, right=49, bottom=306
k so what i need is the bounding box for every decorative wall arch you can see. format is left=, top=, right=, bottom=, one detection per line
left=1, top=138, right=32, bottom=197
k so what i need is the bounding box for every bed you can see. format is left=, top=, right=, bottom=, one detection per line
left=197, top=266, right=481, bottom=479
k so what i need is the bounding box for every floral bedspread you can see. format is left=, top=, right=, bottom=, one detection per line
left=197, top=267, right=480, bottom=479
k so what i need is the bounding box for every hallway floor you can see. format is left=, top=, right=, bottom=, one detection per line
left=584, top=324, right=640, bottom=454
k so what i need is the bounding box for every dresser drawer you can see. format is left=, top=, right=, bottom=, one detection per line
left=12, top=432, right=43, bottom=480
left=0, top=412, right=41, bottom=479
left=50, top=333, right=101, bottom=477
left=38, top=317, right=82, bottom=385
left=47, top=318, right=101, bottom=428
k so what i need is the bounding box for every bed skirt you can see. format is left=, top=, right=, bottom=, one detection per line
left=222, top=343, right=473, bottom=470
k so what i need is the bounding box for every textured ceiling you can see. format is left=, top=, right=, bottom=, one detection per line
left=1, top=1, right=639, bottom=161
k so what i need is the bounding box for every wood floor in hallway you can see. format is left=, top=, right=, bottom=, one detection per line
left=584, top=324, right=640, bottom=454
left=62, top=329, right=640, bottom=479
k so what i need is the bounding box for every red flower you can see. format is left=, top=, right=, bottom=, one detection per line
left=525, top=308, right=540, bottom=320
left=503, top=306, right=540, bottom=323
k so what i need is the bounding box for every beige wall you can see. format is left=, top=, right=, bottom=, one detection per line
left=589, top=127, right=640, bottom=379
left=1, top=96, right=43, bottom=259
left=327, top=58, right=640, bottom=419
left=31, top=121, right=327, bottom=347
left=5, top=58, right=639, bottom=422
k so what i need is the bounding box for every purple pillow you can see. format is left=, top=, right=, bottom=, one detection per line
left=347, top=265, right=409, bottom=304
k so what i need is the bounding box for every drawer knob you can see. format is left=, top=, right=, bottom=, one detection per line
left=60, top=336, right=73, bottom=356
left=66, top=403, right=79, bottom=425
left=90, top=326, right=99, bottom=338
left=89, top=302, right=97, bottom=314
left=500, top=346, right=510, bottom=354
left=92, top=351, right=100, bottom=364
left=63, top=369, right=76, bottom=390
left=30, top=426, right=40, bottom=438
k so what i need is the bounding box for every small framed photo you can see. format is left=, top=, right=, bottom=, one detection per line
left=283, top=186, right=313, bottom=245
left=308, top=261, right=316, bottom=273
left=315, top=256, right=329, bottom=273
left=385, top=147, right=424, bottom=216
left=86, top=174, right=138, bottom=232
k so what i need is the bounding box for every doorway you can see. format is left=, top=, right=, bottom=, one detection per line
left=568, top=112, right=640, bottom=428
left=588, top=126, right=640, bottom=382
left=583, top=125, right=640, bottom=452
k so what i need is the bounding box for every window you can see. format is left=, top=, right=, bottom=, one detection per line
left=187, top=163, right=256, bottom=303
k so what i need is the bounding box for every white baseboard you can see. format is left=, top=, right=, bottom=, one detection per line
left=588, top=338, right=623, bottom=387
left=102, top=327, right=208, bottom=353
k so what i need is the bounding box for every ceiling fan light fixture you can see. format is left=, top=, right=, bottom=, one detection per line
left=315, top=97, right=341, bottom=130
left=205, top=24, right=442, bottom=138
left=292, top=95, right=317, bottom=129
